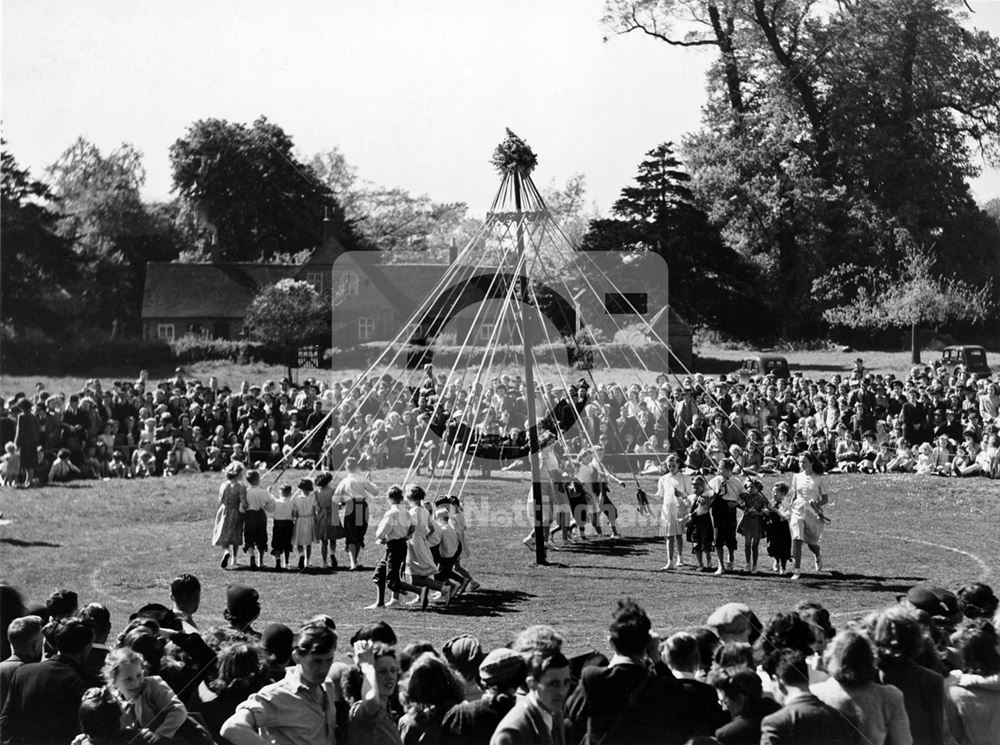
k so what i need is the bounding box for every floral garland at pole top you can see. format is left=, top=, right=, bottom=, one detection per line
left=491, top=128, right=538, bottom=177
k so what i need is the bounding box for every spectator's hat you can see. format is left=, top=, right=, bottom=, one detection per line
left=929, top=586, right=963, bottom=626
left=159, top=412, right=173, bottom=422
left=263, top=623, right=294, bottom=659
left=443, top=634, right=485, bottom=669
left=706, top=602, right=754, bottom=640
left=478, top=647, right=525, bottom=687
left=900, top=584, right=950, bottom=617
left=226, top=583, right=260, bottom=617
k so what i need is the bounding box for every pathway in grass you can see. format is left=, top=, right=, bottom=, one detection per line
left=2, top=470, right=997, bottom=653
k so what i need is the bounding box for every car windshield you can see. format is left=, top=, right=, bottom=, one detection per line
left=966, top=349, right=986, bottom=362
left=764, top=360, right=788, bottom=372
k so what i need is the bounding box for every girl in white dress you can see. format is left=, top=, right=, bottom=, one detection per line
left=789, top=452, right=832, bottom=580
left=656, top=454, right=692, bottom=570
left=404, top=484, right=451, bottom=608
left=290, top=478, right=317, bottom=570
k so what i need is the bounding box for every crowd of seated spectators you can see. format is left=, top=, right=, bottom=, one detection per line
left=2, top=356, right=998, bottom=487
left=1, top=578, right=998, bottom=744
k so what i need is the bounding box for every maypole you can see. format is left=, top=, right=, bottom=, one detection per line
left=492, top=129, right=547, bottom=565
left=515, top=174, right=547, bottom=566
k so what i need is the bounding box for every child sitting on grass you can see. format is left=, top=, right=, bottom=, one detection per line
left=49, top=448, right=82, bottom=483
left=886, top=437, right=915, bottom=473
left=0, top=443, right=20, bottom=486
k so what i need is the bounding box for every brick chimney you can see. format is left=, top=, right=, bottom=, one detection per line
left=322, top=206, right=334, bottom=240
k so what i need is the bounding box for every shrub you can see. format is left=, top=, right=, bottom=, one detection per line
left=1, top=339, right=175, bottom=374
left=169, top=336, right=266, bottom=364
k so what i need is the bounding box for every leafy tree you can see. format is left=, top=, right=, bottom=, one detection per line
left=170, top=118, right=358, bottom=262
left=985, top=197, right=1000, bottom=226
left=580, top=143, right=754, bottom=332
left=46, top=138, right=179, bottom=334
left=245, top=278, right=331, bottom=379
left=541, top=173, right=596, bottom=249
left=605, top=0, right=1000, bottom=334
left=0, top=144, right=77, bottom=334
left=309, top=146, right=475, bottom=262
left=814, top=230, right=994, bottom=362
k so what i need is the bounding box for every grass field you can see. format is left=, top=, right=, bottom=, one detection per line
left=0, top=346, right=950, bottom=399
left=2, top=468, right=997, bottom=654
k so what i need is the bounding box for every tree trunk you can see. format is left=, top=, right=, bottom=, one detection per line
left=911, top=322, right=920, bottom=364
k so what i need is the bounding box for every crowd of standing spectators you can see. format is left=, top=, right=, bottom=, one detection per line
left=1, top=578, right=998, bottom=744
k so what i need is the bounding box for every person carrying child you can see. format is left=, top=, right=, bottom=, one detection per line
left=736, top=477, right=769, bottom=574
left=270, top=484, right=295, bottom=570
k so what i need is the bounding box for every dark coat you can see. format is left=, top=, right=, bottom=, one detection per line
left=880, top=656, right=946, bottom=745
left=13, top=412, right=40, bottom=471
left=0, top=654, right=91, bottom=745
left=714, top=696, right=781, bottom=745
left=759, top=692, right=857, bottom=745
left=564, top=660, right=683, bottom=745
left=442, top=692, right=517, bottom=745
left=675, top=677, right=731, bottom=742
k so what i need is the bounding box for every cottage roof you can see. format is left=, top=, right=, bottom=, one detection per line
left=141, top=262, right=297, bottom=319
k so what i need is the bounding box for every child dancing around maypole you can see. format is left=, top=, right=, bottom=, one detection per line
left=367, top=484, right=424, bottom=609
left=403, top=484, right=453, bottom=608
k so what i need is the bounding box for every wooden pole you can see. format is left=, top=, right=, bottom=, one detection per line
left=514, top=173, right=547, bottom=566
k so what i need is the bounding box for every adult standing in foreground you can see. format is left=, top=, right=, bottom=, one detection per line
left=0, top=617, right=93, bottom=745
left=221, top=621, right=339, bottom=745
left=335, top=456, right=379, bottom=571
left=788, top=452, right=831, bottom=580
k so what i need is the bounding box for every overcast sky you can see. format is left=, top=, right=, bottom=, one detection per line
left=3, top=0, right=999, bottom=217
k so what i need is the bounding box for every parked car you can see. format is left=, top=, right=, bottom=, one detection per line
left=737, top=354, right=791, bottom=382
left=940, top=345, right=991, bottom=375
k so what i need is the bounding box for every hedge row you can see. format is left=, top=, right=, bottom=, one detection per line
left=2, top=339, right=679, bottom=375
left=328, top=342, right=677, bottom=371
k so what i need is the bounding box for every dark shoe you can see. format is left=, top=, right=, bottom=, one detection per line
left=298, top=555, right=305, bottom=570
left=220, top=554, right=230, bottom=569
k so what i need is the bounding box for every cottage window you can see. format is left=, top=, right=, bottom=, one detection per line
left=157, top=324, right=175, bottom=341
left=306, top=272, right=324, bottom=292
left=479, top=322, right=495, bottom=342
left=358, top=317, right=376, bottom=340
left=341, top=272, right=360, bottom=295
